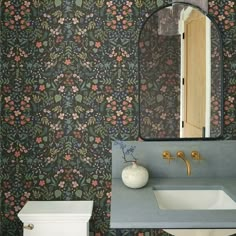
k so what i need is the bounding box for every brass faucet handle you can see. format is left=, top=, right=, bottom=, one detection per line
left=176, top=151, right=185, bottom=158
left=162, top=151, right=175, bottom=164
left=191, top=151, right=204, bottom=161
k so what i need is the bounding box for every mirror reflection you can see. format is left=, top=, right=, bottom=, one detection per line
left=139, top=3, right=223, bottom=140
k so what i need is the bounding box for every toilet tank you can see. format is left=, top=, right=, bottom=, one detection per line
left=18, top=201, right=93, bottom=236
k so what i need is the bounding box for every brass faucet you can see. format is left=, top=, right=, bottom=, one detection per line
left=191, top=151, right=204, bottom=161
left=176, top=151, right=191, bottom=176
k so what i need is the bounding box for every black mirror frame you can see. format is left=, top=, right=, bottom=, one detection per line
left=138, top=2, right=224, bottom=141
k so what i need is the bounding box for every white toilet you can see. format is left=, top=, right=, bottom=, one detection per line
left=18, top=201, right=93, bottom=236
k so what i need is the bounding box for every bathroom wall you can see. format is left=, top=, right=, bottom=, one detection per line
left=139, top=21, right=181, bottom=138
left=0, top=1, right=236, bottom=236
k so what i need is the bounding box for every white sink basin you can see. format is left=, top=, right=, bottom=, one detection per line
left=154, top=189, right=236, bottom=210
left=154, top=188, right=236, bottom=236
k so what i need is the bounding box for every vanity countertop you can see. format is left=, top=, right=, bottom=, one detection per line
left=110, top=178, right=236, bottom=229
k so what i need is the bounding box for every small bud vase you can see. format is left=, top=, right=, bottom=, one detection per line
left=121, top=161, right=149, bottom=189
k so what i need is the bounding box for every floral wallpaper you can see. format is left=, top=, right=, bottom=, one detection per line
left=0, top=0, right=236, bottom=236
left=139, top=16, right=181, bottom=139
left=210, top=23, right=222, bottom=137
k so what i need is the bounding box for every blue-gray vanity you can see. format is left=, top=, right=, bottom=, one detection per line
left=111, top=140, right=236, bottom=233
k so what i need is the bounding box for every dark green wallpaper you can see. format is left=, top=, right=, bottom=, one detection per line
left=0, top=0, right=236, bottom=236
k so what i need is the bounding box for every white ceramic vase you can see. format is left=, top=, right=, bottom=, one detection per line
left=121, top=161, right=149, bottom=189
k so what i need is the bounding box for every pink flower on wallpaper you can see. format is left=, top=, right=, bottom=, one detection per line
left=92, top=180, right=98, bottom=187
left=111, top=104, right=117, bottom=111
left=23, top=96, right=30, bottom=102
left=141, top=84, right=147, bottom=91
left=116, top=15, right=123, bottom=21
left=126, top=96, right=132, bottom=102
left=166, top=59, right=173, bottom=65
left=39, top=85, right=45, bottom=91
left=160, top=113, right=167, bottom=120
left=122, top=103, right=128, bottom=110
left=106, top=1, right=113, bottom=7
left=72, top=86, right=78, bottom=92
left=122, top=5, right=132, bottom=16
left=14, top=56, right=21, bottom=62
left=64, top=59, right=71, bottom=65
left=95, top=41, right=101, bottom=48
left=109, top=5, right=117, bottom=15
left=4, top=96, right=11, bottom=103
left=14, top=151, right=21, bottom=158
left=116, top=110, right=123, bottom=116
left=39, top=180, right=45, bottom=186
left=160, top=86, right=167, bottom=92
left=36, top=41, right=42, bottom=48
left=58, top=113, right=65, bottom=120
left=228, top=1, right=234, bottom=7
left=122, top=19, right=132, bottom=29
left=107, top=99, right=117, bottom=106
left=14, top=110, right=21, bottom=116
left=4, top=192, right=11, bottom=198
left=211, top=115, right=219, bottom=125
left=14, top=206, right=21, bottom=212
left=36, top=137, right=42, bottom=144
left=72, top=17, right=79, bottom=24
left=106, top=116, right=117, bottom=125
left=24, top=1, right=31, bottom=7
left=116, top=55, right=122, bottom=62
left=126, top=1, right=133, bottom=7
left=65, top=154, right=71, bottom=161
left=91, top=84, right=98, bottom=91
left=72, top=181, right=79, bottom=188
left=58, top=181, right=65, bottom=188
left=58, top=86, right=65, bottom=92
left=24, top=192, right=31, bottom=198
left=4, top=1, right=11, bottom=7
left=228, top=96, right=235, bottom=103
left=14, top=15, right=21, bottom=21
left=122, top=115, right=132, bottom=125
left=24, top=85, right=32, bottom=93
left=107, top=20, right=117, bottom=30
left=58, top=18, right=65, bottom=24
left=72, top=113, right=79, bottom=120
left=106, top=96, right=113, bottom=103
left=95, top=137, right=102, bottom=143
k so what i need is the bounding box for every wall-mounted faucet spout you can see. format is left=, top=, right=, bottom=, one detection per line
left=176, top=151, right=191, bottom=176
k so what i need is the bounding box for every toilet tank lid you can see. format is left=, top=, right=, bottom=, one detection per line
left=18, top=201, right=93, bottom=222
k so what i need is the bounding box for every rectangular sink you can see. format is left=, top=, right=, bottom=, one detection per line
left=154, top=188, right=236, bottom=210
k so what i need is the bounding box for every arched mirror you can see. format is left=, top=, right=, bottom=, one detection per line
left=138, top=2, right=223, bottom=140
